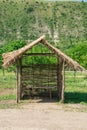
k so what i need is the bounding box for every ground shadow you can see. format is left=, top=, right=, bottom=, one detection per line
left=22, top=91, right=87, bottom=104
left=22, top=91, right=58, bottom=103
left=65, top=92, right=87, bottom=104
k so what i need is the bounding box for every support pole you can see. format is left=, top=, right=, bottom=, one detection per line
left=16, top=58, right=22, bottom=103
left=16, top=65, right=19, bottom=103
left=57, top=58, right=65, bottom=103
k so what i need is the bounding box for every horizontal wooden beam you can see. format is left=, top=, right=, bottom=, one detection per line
left=25, top=86, right=57, bottom=89
left=23, top=53, right=55, bottom=56
left=21, top=64, right=57, bottom=68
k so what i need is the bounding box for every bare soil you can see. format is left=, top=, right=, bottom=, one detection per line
left=0, top=88, right=16, bottom=96
left=0, top=99, right=87, bottom=130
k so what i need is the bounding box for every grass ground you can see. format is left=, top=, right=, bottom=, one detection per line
left=0, top=70, right=16, bottom=96
left=65, top=71, right=87, bottom=104
left=0, top=69, right=87, bottom=110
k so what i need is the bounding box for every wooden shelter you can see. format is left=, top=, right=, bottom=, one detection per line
left=2, top=35, right=85, bottom=103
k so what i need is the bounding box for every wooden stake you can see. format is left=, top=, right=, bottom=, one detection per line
left=57, top=58, right=65, bottom=103
left=16, top=63, right=19, bottom=103
left=16, top=58, right=22, bottom=103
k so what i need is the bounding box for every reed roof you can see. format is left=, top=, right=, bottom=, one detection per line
left=2, top=35, right=85, bottom=71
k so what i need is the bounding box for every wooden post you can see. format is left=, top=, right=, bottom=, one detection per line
left=16, top=65, right=19, bottom=103
left=57, top=57, right=65, bottom=103
left=16, top=58, right=22, bottom=103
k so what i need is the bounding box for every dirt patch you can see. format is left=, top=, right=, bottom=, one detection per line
left=0, top=98, right=87, bottom=112
left=0, top=101, right=87, bottom=130
left=0, top=88, right=16, bottom=96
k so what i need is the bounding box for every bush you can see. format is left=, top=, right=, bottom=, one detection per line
left=26, top=6, right=34, bottom=13
left=67, top=41, right=87, bottom=69
left=0, top=40, right=26, bottom=69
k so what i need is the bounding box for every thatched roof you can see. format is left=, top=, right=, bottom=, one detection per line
left=2, top=35, right=86, bottom=71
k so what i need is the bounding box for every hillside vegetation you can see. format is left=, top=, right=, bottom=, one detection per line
left=0, top=0, right=87, bottom=68
left=0, top=0, right=87, bottom=45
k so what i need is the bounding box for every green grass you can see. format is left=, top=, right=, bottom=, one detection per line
left=0, top=70, right=16, bottom=108
left=0, top=94, right=16, bottom=101
left=0, top=70, right=16, bottom=89
left=65, top=71, right=87, bottom=104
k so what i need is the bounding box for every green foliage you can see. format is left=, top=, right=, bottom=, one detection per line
left=0, top=0, right=87, bottom=46
left=22, top=44, right=57, bottom=65
left=67, top=41, right=87, bottom=69
left=26, top=6, right=34, bottom=13
left=3, top=40, right=26, bottom=52
left=0, top=40, right=26, bottom=68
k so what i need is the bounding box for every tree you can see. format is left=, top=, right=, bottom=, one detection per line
left=0, top=40, right=26, bottom=69
left=67, top=41, right=87, bottom=69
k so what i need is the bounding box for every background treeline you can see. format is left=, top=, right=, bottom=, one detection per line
left=0, top=0, right=87, bottom=69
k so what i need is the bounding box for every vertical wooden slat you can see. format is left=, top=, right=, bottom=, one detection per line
left=57, top=57, right=65, bottom=103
